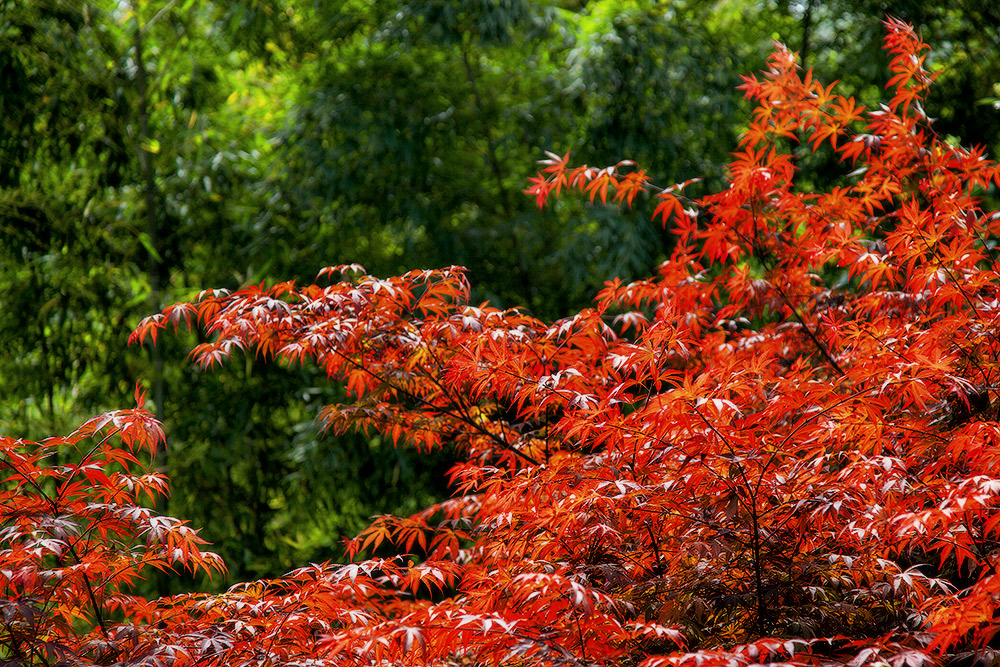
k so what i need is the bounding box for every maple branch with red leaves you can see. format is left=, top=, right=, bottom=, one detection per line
left=9, top=17, right=1000, bottom=667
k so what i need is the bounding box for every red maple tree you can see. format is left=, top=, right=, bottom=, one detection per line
left=5, top=17, right=1000, bottom=667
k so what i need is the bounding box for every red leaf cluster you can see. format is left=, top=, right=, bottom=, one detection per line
left=8, top=18, right=1000, bottom=667
left=1, top=385, right=225, bottom=665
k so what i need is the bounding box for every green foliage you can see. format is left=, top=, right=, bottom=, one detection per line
left=0, top=0, right=143, bottom=436
left=273, top=2, right=575, bottom=315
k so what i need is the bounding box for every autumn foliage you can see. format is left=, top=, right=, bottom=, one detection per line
left=7, top=18, right=1000, bottom=667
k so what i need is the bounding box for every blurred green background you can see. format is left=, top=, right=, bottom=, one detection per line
left=1, top=0, right=997, bottom=591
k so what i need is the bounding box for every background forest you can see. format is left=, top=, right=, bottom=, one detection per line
left=1, top=0, right=998, bottom=590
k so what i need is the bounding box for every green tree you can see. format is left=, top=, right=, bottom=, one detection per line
left=0, top=0, right=144, bottom=437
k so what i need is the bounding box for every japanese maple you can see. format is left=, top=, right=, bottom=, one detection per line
left=0, top=384, right=226, bottom=665
left=6, top=16, right=1000, bottom=667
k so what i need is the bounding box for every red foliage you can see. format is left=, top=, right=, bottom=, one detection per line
left=1, top=383, right=225, bottom=665
left=7, top=18, right=1000, bottom=666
